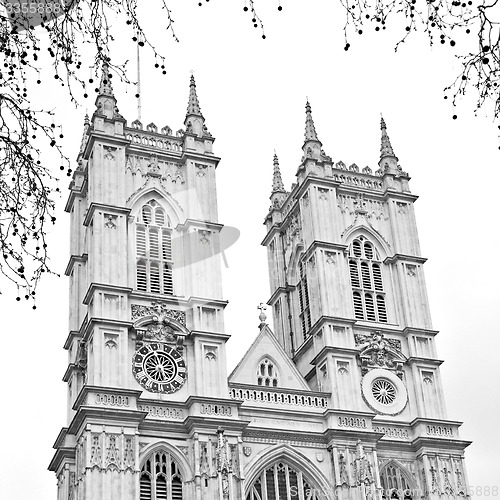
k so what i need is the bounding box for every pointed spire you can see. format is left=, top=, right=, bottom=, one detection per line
left=380, top=115, right=397, bottom=160
left=186, top=74, right=203, bottom=117
left=79, top=113, right=90, bottom=156
left=98, top=62, right=114, bottom=97
left=304, top=100, right=320, bottom=142
left=271, top=152, right=286, bottom=194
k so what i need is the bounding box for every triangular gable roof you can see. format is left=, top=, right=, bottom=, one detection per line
left=228, top=325, right=311, bottom=391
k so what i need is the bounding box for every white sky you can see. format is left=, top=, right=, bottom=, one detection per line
left=0, top=1, right=499, bottom=497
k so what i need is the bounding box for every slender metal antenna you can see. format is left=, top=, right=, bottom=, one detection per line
left=136, top=40, right=142, bottom=122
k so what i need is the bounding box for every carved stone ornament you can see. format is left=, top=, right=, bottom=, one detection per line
left=285, top=214, right=302, bottom=248
left=132, top=301, right=187, bottom=325
left=90, top=433, right=102, bottom=470
left=442, top=464, right=455, bottom=495
left=338, top=452, right=349, bottom=485
left=139, top=322, right=176, bottom=343
left=352, top=440, right=373, bottom=486
left=123, top=437, right=135, bottom=470
left=104, top=214, right=117, bottom=229
left=105, top=434, right=120, bottom=470
left=216, top=428, right=231, bottom=499
left=316, top=452, right=324, bottom=462
left=429, top=463, right=440, bottom=494
left=355, top=331, right=406, bottom=378
left=243, top=446, right=252, bottom=457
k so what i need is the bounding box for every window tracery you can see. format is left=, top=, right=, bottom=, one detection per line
left=348, top=236, right=387, bottom=323
left=380, top=464, right=413, bottom=500
left=257, top=359, right=279, bottom=387
left=246, top=461, right=319, bottom=500
left=140, top=451, right=183, bottom=500
left=136, top=200, right=174, bottom=295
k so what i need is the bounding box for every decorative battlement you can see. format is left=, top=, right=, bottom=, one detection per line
left=125, top=128, right=183, bottom=153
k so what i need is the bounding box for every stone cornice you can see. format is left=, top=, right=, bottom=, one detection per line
left=383, top=253, right=427, bottom=265
left=83, top=202, right=131, bottom=227
left=67, top=406, right=147, bottom=436
left=73, top=385, right=143, bottom=411
left=175, top=219, right=224, bottom=232
left=180, top=151, right=220, bottom=166
left=65, top=254, right=87, bottom=276
left=83, top=317, right=133, bottom=340
left=83, top=130, right=130, bottom=159
left=266, top=286, right=294, bottom=305
left=261, top=223, right=281, bottom=246
left=294, top=174, right=341, bottom=198
left=309, top=346, right=360, bottom=367
left=183, top=416, right=251, bottom=435
left=83, top=282, right=133, bottom=305
left=62, top=363, right=81, bottom=383
left=406, top=356, right=444, bottom=366
left=403, top=327, right=439, bottom=337
left=48, top=447, right=76, bottom=473
left=382, top=190, right=418, bottom=203
left=410, top=436, right=472, bottom=453
left=301, top=240, right=348, bottom=262
left=63, top=330, right=81, bottom=350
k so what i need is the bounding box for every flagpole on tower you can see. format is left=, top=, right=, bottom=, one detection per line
left=136, top=38, right=142, bottom=122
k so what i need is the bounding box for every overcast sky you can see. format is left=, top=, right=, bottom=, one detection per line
left=0, top=1, right=498, bottom=498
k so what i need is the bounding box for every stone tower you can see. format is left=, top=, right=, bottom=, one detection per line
left=50, top=76, right=471, bottom=500
left=258, top=102, right=470, bottom=499
left=49, top=70, right=239, bottom=500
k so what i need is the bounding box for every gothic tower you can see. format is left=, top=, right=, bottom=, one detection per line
left=258, top=103, right=470, bottom=499
left=50, top=74, right=471, bottom=500
left=49, top=70, right=242, bottom=500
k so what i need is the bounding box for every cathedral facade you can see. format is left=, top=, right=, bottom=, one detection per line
left=49, top=70, right=471, bottom=500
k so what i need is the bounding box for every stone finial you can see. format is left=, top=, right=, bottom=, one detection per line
left=186, top=74, right=203, bottom=117
left=380, top=115, right=397, bottom=161
left=304, top=100, right=320, bottom=142
left=271, top=152, right=286, bottom=194
left=356, top=439, right=365, bottom=459
left=258, top=303, right=267, bottom=328
left=98, top=62, right=114, bottom=97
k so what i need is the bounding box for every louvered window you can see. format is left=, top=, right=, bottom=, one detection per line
left=348, top=236, right=387, bottom=323
left=135, top=200, right=174, bottom=295
left=140, top=451, right=183, bottom=500
left=297, top=261, right=312, bottom=340
left=246, top=461, right=320, bottom=500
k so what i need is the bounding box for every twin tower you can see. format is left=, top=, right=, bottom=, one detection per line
left=49, top=69, right=470, bottom=500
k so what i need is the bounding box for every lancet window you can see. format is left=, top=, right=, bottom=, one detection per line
left=246, top=461, right=320, bottom=500
left=257, top=359, right=279, bottom=387
left=140, top=451, right=183, bottom=500
left=348, top=236, right=387, bottom=323
left=297, top=260, right=311, bottom=339
left=136, top=200, right=174, bottom=295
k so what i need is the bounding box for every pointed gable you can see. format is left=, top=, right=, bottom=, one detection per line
left=228, top=325, right=311, bottom=391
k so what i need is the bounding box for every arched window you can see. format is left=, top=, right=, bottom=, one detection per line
left=348, top=236, right=387, bottom=323
left=297, top=260, right=311, bottom=339
left=135, top=200, right=174, bottom=295
left=380, top=464, right=413, bottom=500
left=257, top=359, right=279, bottom=387
left=140, top=451, right=183, bottom=500
left=246, top=461, right=320, bottom=500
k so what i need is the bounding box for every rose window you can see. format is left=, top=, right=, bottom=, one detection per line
left=371, top=378, right=397, bottom=405
left=144, top=351, right=177, bottom=382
